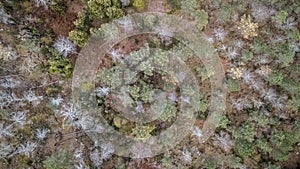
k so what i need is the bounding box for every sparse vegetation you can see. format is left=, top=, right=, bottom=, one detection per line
left=0, top=0, right=299, bottom=168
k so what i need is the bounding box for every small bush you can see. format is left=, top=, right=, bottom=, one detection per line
left=49, top=57, right=73, bottom=78
left=68, top=30, right=89, bottom=47
left=133, top=0, right=146, bottom=11
left=43, top=150, right=71, bottom=169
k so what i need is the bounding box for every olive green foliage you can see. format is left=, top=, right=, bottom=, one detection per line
left=196, top=66, right=215, bottom=81
left=49, top=0, right=66, bottom=12
left=132, top=125, right=155, bottom=139
left=181, top=0, right=197, bottom=12
left=49, top=56, right=73, bottom=78
left=234, top=139, right=256, bottom=158
left=269, top=127, right=300, bottom=161
left=272, top=43, right=295, bottom=67
left=201, top=155, right=218, bottom=169
left=228, top=156, right=244, bottom=168
left=159, top=103, right=177, bottom=122
left=267, top=70, right=284, bottom=85
left=233, top=122, right=257, bottom=158
left=241, top=49, right=253, bottom=62
left=249, top=111, right=269, bottom=126
left=194, top=10, right=208, bottom=30
left=251, top=40, right=268, bottom=54
left=168, top=0, right=181, bottom=10
left=127, top=81, right=155, bottom=103
left=226, top=79, right=240, bottom=92
left=233, top=122, right=255, bottom=142
left=133, top=0, right=146, bottom=11
left=88, top=0, right=124, bottom=19
left=74, top=11, right=90, bottom=31
left=215, top=4, right=234, bottom=22
left=106, top=6, right=124, bottom=19
left=68, top=29, right=89, bottom=48
left=69, top=10, right=91, bottom=47
left=287, top=28, right=300, bottom=41
left=198, top=98, right=209, bottom=113
left=93, top=23, right=120, bottom=39
left=161, top=156, right=177, bottom=169
left=218, top=114, right=230, bottom=129
left=256, top=139, right=273, bottom=153
left=139, top=82, right=154, bottom=102
left=288, top=94, right=300, bottom=111
left=272, top=10, right=288, bottom=25
left=181, top=0, right=208, bottom=31
left=43, top=150, right=71, bottom=169
left=98, top=66, right=122, bottom=88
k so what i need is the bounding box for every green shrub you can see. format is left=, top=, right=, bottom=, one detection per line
left=49, top=0, right=66, bottom=12
left=201, top=155, right=218, bottom=169
left=132, top=125, right=155, bottom=139
left=133, top=0, right=146, bottom=11
left=256, top=139, right=273, bottom=153
left=43, top=150, right=71, bottom=169
left=159, top=103, right=177, bottom=122
left=168, top=0, right=181, bottom=10
left=88, top=0, right=124, bottom=19
left=272, top=10, right=288, bottom=25
left=215, top=4, right=234, bottom=22
left=226, top=79, right=240, bottom=92
left=68, top=29, right=89, bottom=47
left=268, top=127, right=300, bottom=162
left=241, top=49, right=253, bottom=62
left=181, top=0, right=197, bottom=12
left=218, top=114, right=230, bottom=129
left=276, top=43, right=295, bottom=66
left=106, top=6, right=124, bottom=19
left=267, top=70, right=284, bottom=86
left=234, top=139, right=256, bottom=158
left=49, top=57, right=73, bottom=78
left=74, top=11, right=90, bottom=31
left=194, top=10, right=208, bottom=31
left=233, top=122, right=255, bottom=142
